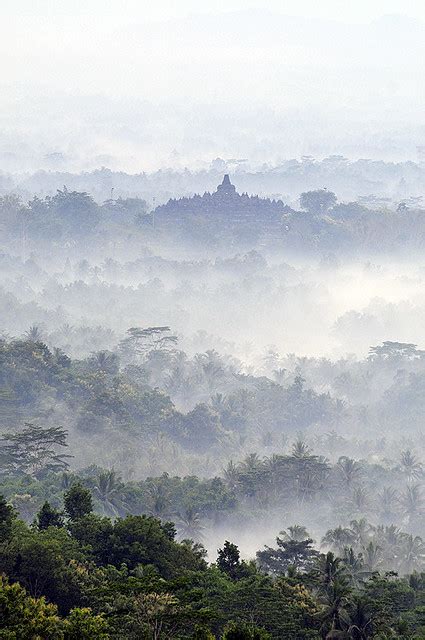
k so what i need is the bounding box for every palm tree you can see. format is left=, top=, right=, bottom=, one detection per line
left=347, top=595, right=373, bottom=640
left=351, top=486, right=369, bottom=514
left=291, top=438, right=311, bottom=459
left=314, top=552, right=348, bottom=591
left=239, top=453, right=263, bottom=474
left=377, top=523, right=403, bottom=547
left=93, top=469, right=128, bottom=516
left=146, top=484, right=172, bottom=520
left=361, top=541, right=382, bottom=572
left=399, top=534, right=425, bottom=574
left=280, top=524, right=311, bottom=542
left=377, top=486, right=399, bottom=523
left=349, top=519, right=372, bottom=547
left=400, top=484, right=423, bottom=529
left=341, top=548, right=371, bottom=588
left=322, top=527, right=356, bottom=555
left=319, top=577, right=351, bottom=639
left=177, top=506, right=205, bottom=542
left=337, top=457, right=362, bottom=489
left=89, top=350, right=119, bottom=375
left=61, top=471, right=77, bottom=490
left=400, top=450, right=423, bottom=482
left=24, top=325, right=44, bottom=342
left=314, top=553, right=351, bottom=637
left=222, top=460, right=240, bottom=491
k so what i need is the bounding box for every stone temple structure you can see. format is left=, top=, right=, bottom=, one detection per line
left=154, top=175, right=291, bottom=230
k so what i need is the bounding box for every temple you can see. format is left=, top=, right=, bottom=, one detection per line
left=215, top=174, right=236, bottom=197
left=154, top=175, right=291, bottom=231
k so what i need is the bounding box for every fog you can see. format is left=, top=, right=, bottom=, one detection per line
left=3, top=3, right=425, bottom=615
left=3, top=2, right=425, bottom=171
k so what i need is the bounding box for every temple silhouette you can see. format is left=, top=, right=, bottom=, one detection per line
left=154, top=175, right=291, bottom=229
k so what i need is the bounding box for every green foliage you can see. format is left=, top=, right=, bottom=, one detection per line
left=0, top=574, right=63, bottom=639
left=0, top=423, right=72, bottom=477
left=222, top=621, right=271, bottom=639
left=0, top=495, right=14, bottom=542
left=0, top=575, right=109, bottom=639
left=64, top=483, right=93, bottom=521
left=62, top=607, right=109, bottom=639
left=217, top=541, right=251, bottom=580
left=36, top=500, right=64, bottom=529
left=257, top=537, right=318, bottom=576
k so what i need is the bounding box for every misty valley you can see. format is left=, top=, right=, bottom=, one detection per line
left=2, top=171, right=425, bottom=638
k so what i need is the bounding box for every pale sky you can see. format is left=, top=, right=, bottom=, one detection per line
left=4, top=0, right=425, bottom=22
left=1, top=1, right=425, bottom=170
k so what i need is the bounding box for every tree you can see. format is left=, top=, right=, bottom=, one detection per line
left=279, top=525, right=311, bottom=542
left=257, top=536, right=318, bottom=576
left=222, top=621, right=271, bottom=639
left=88, top=350, right=119, bottom=376
left=46, top=188, right=100, bottom=236
left=0, top=575, right=109, bottom=639
left=0, top=494, right=14, bottom=541
left=300, top=189, right=337, bottom=215
left=64, top=484, right=93, bottom=521
left=37, top=501, right=64, bottom=530
left=131, top=592, right=181, bottom=640
left=217, top=541, right=246, bottom=580
left=400, top=484, right=423, bottom=529
left=400, top=450, right=423, bottom=482
left=177, top=506, right=205, bottom=542
left=63, top=607, right=109, bottom=639
left=368, top=341, right=423, bottom=361
left=322, top=527, right=356, bottom=555
left=119, top=326, right=178, bottom=364
left=336, top=457, right=363, bottom=489
left=0, top=423, right=72, bottom=477
left=0, top=574, right=63, bottom=639
left=24, top=325, right=45, bottom=342
left=92, top=470, right=128, bottom=517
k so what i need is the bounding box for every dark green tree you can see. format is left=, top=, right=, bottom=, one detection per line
left=0, top=494, right=14, bottom=541
left=64, top=484, right=93, bottom=521
left=222, top=621, right=271, bottom=639
left=36, top=501, right=64, bottom=530
left=217, top=541, right=244, bottom=580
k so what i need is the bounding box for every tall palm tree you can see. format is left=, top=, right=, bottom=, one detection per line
left=322, top=527, right=356, bottom=555
left=361, top=541, right=382, bottom=572
left=280, top=524, right=311, bottom=542
left=399, top=534, right=425, bottom=574
left=377, top=486, right=399, bottom=523
left=146, top=484, right=172, bottom=520
left=400, top=483, right=423, bottom=529
left=400, top=450, right=423, bottom=483
left=337, top=457, right=362, bottom=489
left=291, top=438, right=311, bottom=459
left=341, top=548, right=371, bottom=588
left=239, top=453, right=263, bottom=474
left=319, top=578, right=351, bottom=639
left=222, top=460, right=240, bottom=491
left=93, top=469, right=128, bottom=517
left=177, top=506, right=205, bottom=542
left=351, top=486, right=369, bottom=514
left=24, top=325, right=44, bottom=342
left=349, top=519, right=372, bottom=547
left=347, top=595, right=373, bottom=640
left=314, top=551, right=347, bottom=591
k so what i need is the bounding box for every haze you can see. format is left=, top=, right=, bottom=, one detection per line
left=3, top=1, right=425, bottom=171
